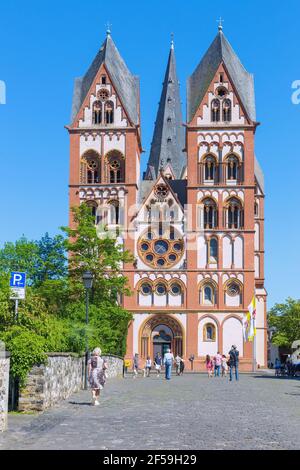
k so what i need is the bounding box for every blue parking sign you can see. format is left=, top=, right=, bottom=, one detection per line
left=10, top=272, right=26, bottom=288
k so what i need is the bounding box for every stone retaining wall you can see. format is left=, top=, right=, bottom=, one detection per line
left=102, top=354, right=123, bottom=378
left=19, top=353, right=124, bottom=412
left=19, top=353, right=85, bottom=412
left=0, top=353, right=10, bottom=432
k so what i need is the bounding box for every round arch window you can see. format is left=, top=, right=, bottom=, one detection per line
left=170, top=283, right=181, bottom=296
left=141, top=283, right=152, bottom=295
left=156, top=283, right=166, bottom=295
left=227, top=281, right=241, bottom=297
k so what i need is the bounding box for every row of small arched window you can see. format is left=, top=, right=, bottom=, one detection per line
left=211, top=98, right=232, bottom=122
left=138, top=279, right=242, bottom=306
left=92, top=100, right=114, bottom=125
left=80, top=150, right=125, bottom=185
left=200, top=197, right=244, bottom=229
left=199, top=154, right=243, bottom=183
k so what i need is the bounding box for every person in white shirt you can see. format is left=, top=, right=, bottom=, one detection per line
left=163, top=349, right=174, bottom=380
left=145, top=356, right=152, bottom=377
left=175, top=355, right=182, bottom=375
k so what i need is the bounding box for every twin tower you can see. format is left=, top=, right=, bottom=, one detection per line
left=67, top=27, right=267, bottom=370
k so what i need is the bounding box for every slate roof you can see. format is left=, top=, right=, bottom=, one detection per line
left=71, top=33, right=139, bottom=125
left=146, top=44, right=186, bottom=179
left=138, top=178, right=187, bottom=207
left=187, top=29, right=256, bottom=123
left=254, top=156, right=265, bottom=193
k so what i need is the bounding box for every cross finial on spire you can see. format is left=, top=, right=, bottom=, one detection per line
left=106, top=21, right=112, bottom=36
left=217, top=17, right=224, bottom=31
left=170, top=32, right=174, bottom=50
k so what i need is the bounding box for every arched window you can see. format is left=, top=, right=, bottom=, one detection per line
left=203, top=323, right=216, bottom=341
left=225, top=280, right=243, bottom=305
left=170, top=282, right=182, bottom=297
left=211, top=99, right=220, bottom=122
left=106, top=151, right=125, bottom=183
left=93, top=100, right=102, bottom=124
left=140, top=282, right=152, bottom=296
left=105, top=101, right=114, bottom=124
left=223, top=99, right=232, bottom=122
left=226, top=197, right=244, bottom=229
left=226, top=155, right=240, bottom=181
left=202, top=198, right=218, bottom=229
left=203, top=155, right=217, bottom=181
left=200, top=282, right=216, bottom=306
left=86, top=201, right=98, bottom=224
left=108, top=199, right=120, bottom=225
left=80, top=151, right=100, bottom=184
left=209, top=238, right=218, bottom=263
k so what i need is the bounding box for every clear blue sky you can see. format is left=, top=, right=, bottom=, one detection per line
left=0, top=0, right=299, bottom=308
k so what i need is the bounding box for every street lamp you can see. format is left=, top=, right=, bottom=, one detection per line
left=82, top=271, right=94, bottom=390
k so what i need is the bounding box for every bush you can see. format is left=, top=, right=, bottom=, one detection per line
left=2, top=327, right=47, bottom=387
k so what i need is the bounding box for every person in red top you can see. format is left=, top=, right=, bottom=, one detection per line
left=205, top=354, right=214, bottom=378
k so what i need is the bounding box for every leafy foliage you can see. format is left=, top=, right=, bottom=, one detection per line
left=268, top=298, right=300, bottom=347
left=0, top=207, right=133, bottom=386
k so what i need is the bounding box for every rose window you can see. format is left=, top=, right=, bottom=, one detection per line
left=97, top=89, right=110, bottom=101
left=154, top=184, right=169, bottom=200
left=226, top=281, right=240, bottom=297
left=138, top=227, right=184, bottom=268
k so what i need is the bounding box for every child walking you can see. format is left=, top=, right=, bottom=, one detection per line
left=205, top=354, right=214, bottom=378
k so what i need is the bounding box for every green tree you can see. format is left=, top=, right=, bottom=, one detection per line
left=61, top=204, right=133, bottom=304
left=268, top=298, right=300, bottom=347
left=0, top=233, right=66, bottom=287
left=0, top=236, right=39, bottom=285
left=35, top=232, right=67, bottom=285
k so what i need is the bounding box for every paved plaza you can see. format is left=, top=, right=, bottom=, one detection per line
left=0, top=373, right=299, bottom=450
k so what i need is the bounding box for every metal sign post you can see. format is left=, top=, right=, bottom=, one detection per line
left=10, top=272, right=26, bottom=321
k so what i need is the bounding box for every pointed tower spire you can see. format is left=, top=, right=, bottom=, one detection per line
left=146, top=42, right=186, bottom=180
left=187, top=29, right=256, bottom=124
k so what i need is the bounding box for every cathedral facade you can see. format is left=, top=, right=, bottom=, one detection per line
left=68, top=26, right=267, bottom=370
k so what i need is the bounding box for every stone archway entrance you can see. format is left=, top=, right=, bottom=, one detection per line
left=140, top=315, right=183, bottom=360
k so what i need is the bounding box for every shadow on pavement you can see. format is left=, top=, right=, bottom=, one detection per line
left=68, top=401, right=93, bottom=406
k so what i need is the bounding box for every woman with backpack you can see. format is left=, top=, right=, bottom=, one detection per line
left=88, top=347, right=108, bottom=406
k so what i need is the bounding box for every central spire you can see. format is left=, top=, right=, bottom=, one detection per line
left=145, top=41, right=186, bottom=180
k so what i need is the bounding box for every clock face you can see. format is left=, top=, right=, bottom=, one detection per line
left=154, top=240, right=169, bottom=255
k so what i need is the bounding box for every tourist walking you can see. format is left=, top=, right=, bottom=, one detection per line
left=214, top=351, right=222, bottom=377
left=154, top=352, right=162, bottom=377
left=180, top=357, right=185, bottom=375
left=221, top=354, right=228, bottom=377
left=88, top=347, right=108, bottom=406
left=145, top=356, right=152, bottom=377
left=205, top=354, right=214, bottom=378
left=175, top=355, right=182, bottom=376
left=275, top=357, right=281, bottom=377
left=163, top=348, right=174, bottom=380
left=228, top=345, right=239, bottom=381
left=133, top=353, right=140, bottom=378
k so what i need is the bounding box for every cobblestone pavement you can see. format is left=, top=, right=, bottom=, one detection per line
left=0, top=373, right=299, bottom=450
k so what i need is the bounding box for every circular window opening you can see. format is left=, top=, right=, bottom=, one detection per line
left=227, top=282, right=240, bottom=297
left=171, top=283, right=181, bottom=295
left=156, top=284, right=166, bottom=295
left=168, top=253, right=177, bottom=262
left=173, top=243, right=182, bottom=252
left=216, top=86, right=228, bottom=98
left=141, top=283, right=151, bottom=295
left=157, top=258, right=165, bottom=267
left=154, top=240, right=169, bottom=255
left=141, top=243, right=149, bottom=251
left=146, top=254, right=154, bottom=262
